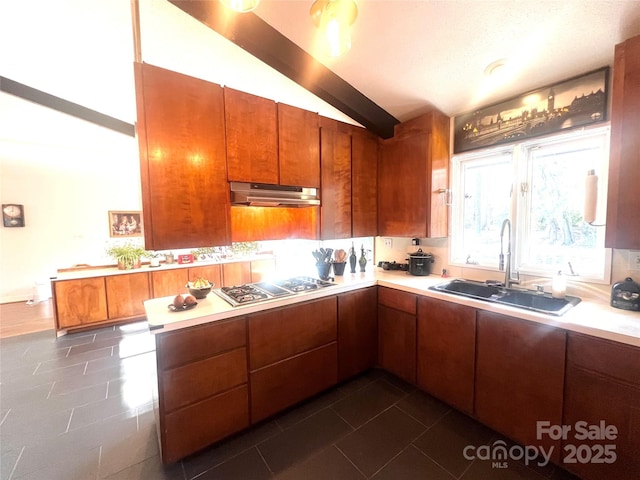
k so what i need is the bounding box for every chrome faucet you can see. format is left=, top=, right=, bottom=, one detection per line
left=499, top=219, right=520, bottom=288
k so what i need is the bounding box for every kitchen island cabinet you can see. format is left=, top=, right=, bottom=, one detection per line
left=417, top=296, right=476, bottom=415
left=248, top=296, right=338, bottom=422
left=154, top=317, right=249, bottom=464
left=562, top=333, right=640, bottom=480
left=475, top=310, right=566, bottom=464
left=337, top=287, right=378, bottom=381
left=377, top=287, right=417, bottom=384
left=606, top=33, right=640, bottom=249
left=134, top=62, right=231, bottom=250
left=378, top=110, right=450, bottom=238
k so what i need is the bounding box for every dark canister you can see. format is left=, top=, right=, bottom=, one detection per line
left=407, top=248, right=434, bottom=276
left=611, top=277, right=640, bottom=311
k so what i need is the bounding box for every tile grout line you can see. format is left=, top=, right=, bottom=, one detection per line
left=408, top=444, right=458, bottom=479
left=7, top=445, right=25, bottom=480
left=333, top=443, right=369, bottom=479
left=0, top=408, right=11, bottom=426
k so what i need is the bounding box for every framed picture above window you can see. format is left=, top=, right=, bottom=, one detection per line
left=109, top=211, right=143, bottom=238
left=453, top=67, right=609, bottom=153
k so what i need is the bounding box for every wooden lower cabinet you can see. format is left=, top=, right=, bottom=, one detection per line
left=187, top=264, right=222, bottom=288
left=105, top=272, right=150, bottom=319
left=151, top=269, right=188, bottom=298
left=417, top=296, right=475, bottom=414
left=250, top=343, right=338, bottom=423
left=222, top=262, right=252, bottom=287
left=248, top=297, right=338, bottom=423
left=562, top=333, right=640, bottom=479
left=337, top=287, right=378, bottom=381
left=475, top=311, right=566, bottom=463
left=155, top=317, right=249, bottom=463
left=53, top=278, right=108, bottom=329
left=378, top=304, right=417, bottom=384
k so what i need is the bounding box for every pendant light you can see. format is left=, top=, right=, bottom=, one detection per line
left=219, top=0, right=260, bottom=13
left=310, top=0, right=358, bottom=57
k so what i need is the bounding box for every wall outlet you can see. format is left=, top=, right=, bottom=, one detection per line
left=630, top=251, right=640, bottom=270
left=383, top=238, right=393, bottom=248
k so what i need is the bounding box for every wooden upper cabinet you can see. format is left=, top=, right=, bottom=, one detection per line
left=224, top=87, right=278, bottom=184
left=351, top=128, right=378, bottom=237
left=134, top=62, right=231, bottom=250
left=320, top=118, right=352, bottom=239
left=278, top=103, right=320, bottom=187
left=606, top=34, right=640, bottom=249
left=378, top=110, right=450, bottom=238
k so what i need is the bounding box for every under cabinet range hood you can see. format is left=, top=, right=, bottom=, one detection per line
left=230, top=182, right=320, bottom=207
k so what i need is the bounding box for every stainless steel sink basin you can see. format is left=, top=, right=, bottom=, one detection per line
left=430, top=279, right=581, bottom=316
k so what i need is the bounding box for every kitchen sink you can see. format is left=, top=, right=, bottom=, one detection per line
left=430, top=279, right=581, bottom=316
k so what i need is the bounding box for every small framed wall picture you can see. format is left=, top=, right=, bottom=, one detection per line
left=2, top=204, right=25, bottom=227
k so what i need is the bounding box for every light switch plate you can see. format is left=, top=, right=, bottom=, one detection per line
left=629, top=251, right=640, bottom=270
left=383, top=238, right=393, bottom=248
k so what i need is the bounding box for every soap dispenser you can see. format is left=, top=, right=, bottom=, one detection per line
left=552, top=271, right=566, bottom=299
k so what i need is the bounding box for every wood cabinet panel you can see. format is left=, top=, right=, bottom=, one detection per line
left=248, top=296, right=337, bottom=370
left=157, top=317, right=246, bottom=370
left=230, top=206, right=319, bottom=242
left=378, top=287, right=417, bottom=315
left=606, top=34, right=640, bottom=249
left=338, top=287, right=378, bottom=381
left=563, top=335, right=640, bottom=480
left=417, top=296, right=475, bottom=414
left=134, top=63, right=231, bottom=250
left=54, top=278, right=108, bottom=328
left=105, top=272, right=150, bottom=319
left=250, top=343, right=337, bottom=423
left=475, top=311, right=566, bottom=463
left=163, top=384, right=249, bottom=464
left=351, top=128, right=378, bottom=237
left=224, top=87, right=278, bottom=184
left=378, top=304, right=417, bottom=384
left=151, top=268, right=188, bottom=299
left=278, top=103, right=320, bottom=187
left=222, top=262, right=252, bottom=287
left=162, top=347, right=247, bottom=413
left=320, top=123, right=352, bottom=239
left=378, top=110, right=449, bottom=238
left=188, top=264, right=222, bottom=289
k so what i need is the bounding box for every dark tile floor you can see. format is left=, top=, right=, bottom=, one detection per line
left=0, top=322, right=581, bottom=480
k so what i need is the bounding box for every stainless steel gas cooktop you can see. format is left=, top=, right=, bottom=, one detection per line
left=214, top=276, right=335, bottom=307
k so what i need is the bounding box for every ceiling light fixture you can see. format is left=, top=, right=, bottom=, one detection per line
left=219, top=0, right=260, bottom=13
left=310, top=0, right=358, bottom=58
left=484, top=59, right=508, bottom=77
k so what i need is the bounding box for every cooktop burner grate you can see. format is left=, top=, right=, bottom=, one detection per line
left=214, top=276, right=335, bottom=306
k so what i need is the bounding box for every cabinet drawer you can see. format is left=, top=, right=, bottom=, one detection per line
left=250, top=343, right=337, bottom=423
left=249, top=297, right=337, bottom=370
left=378, top=286, right=416, bottom=315
left=163, top=384, right=249, bottom=463
left=157, top=318, right=246, bottom=370
left=567, top=332, right=640, bottom=386
left=162, top=347, right=247, bottom=412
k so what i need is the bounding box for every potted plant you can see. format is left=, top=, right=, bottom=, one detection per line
left=106, top=242, right=147, bottom=270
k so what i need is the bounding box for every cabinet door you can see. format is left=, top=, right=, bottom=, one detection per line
left=54, top=278, right=108, bottom=328
left=250, top=343, right=337, bottom=423
left=105, top=272, right=150, bottom=319
left=417, top=297, right=475, bottom=414
left=188, top=264, right=222, bottom=289
left=378, top=304, right=416, bottom=384
left=248, top=296, right=337, bottom=370
left=338, top=287, right=377, bottom=381
left=231, top=206, right=319, bottom=242
left=278, top=103, right=320, bottom=187
left=151, top=269, right=188, bottom=299
left=224, top=87, right=278, bottom=184
left=351, top=128, right=378, bottom=237
left=222, top=262, right=252, bottom=287
left=475, top=311, right=566, bottom=463
left=378, top=111, right=449, bottom=238
left=320, top=123, right=352, bottom=239
left=605, top=34, right=640, bottom=249
left=134, top=63, right=231, bottom=250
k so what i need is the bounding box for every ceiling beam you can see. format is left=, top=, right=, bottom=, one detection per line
left=0, top=77, right=135, bottom=137
left=169, top=0, right=399, bottom=139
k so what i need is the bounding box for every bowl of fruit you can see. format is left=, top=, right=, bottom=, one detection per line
left=186, top=277, right=214, bottom=299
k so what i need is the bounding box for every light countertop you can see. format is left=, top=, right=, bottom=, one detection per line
left=143, top=269, right=640, bottom=347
